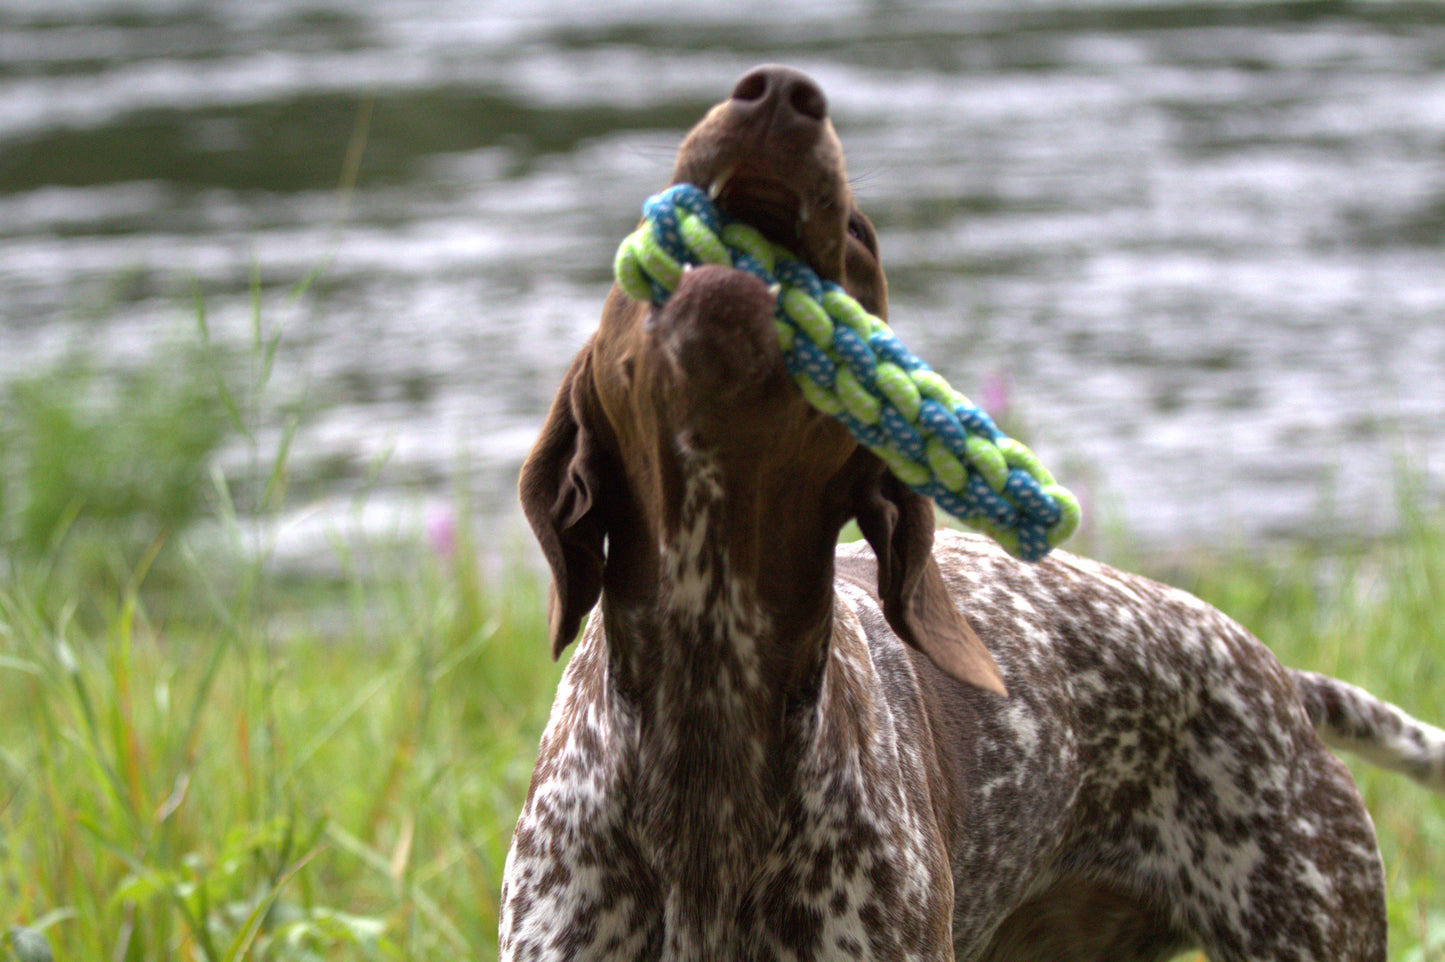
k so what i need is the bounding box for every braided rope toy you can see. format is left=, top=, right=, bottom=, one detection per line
left=614, top=183, right=1080, bottom=562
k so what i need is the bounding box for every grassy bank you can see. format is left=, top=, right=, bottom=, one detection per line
left=3, top=512, right=1443, bottom=960
left=0, top=532, right=563, bottom=961
left=1, top=325, right=1442, bottom=959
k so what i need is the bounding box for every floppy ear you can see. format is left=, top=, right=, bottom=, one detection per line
left=854, top=465, right=1007, bottom=696
left=518, top=341, right=613, bottom=658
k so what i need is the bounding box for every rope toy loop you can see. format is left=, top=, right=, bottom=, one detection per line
left=614, top=183, right=1082, bottom=562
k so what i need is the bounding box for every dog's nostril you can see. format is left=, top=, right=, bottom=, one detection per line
left=788, top=80, right=826, bottom=122
left=732, top=70, right=769, bottom=103
left=730, top=65, right=828, bottom=123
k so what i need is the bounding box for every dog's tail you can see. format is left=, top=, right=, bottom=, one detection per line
left=1293, top=669, right=1445, bottom=793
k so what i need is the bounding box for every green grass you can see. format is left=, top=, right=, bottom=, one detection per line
left=0, top=523, right=562, bottom=961
left=1, top=308, right=1442, bottom=959
left=0, top=299, right=558, bottom=960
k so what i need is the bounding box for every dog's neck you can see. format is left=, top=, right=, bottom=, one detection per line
left=600, top=443, right=843, bottom=949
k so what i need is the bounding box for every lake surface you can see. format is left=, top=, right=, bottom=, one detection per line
left=1, top=0, right=1442, bottom=568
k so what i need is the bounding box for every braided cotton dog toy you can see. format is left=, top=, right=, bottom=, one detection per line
left=614, top=183, right=1081, bottom=561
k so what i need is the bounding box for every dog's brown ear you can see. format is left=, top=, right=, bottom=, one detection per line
left=854, top=465, right=1007, bottom=696
left=519, top=341, right=613, bottom=658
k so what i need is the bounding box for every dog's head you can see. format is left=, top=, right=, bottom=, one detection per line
left=520, top=65, right=1004, bottom=695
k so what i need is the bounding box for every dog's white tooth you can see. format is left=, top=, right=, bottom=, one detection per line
left=767, top=283, right=782, bottom=297
left=708, top=167, right=735, bottom=199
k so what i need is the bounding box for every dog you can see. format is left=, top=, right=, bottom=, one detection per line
left=500, top=64, right=1445, bottom=961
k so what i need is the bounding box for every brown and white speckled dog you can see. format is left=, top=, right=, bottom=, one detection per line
left=501, top=64, right=1445, bottom=961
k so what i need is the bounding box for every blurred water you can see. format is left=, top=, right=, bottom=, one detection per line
left=1, top=0, right=1442, bottom=565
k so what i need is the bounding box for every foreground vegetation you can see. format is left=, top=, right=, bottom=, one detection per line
left=1, top=320, right=1442, bottom=960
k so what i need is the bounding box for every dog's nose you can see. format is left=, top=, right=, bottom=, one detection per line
left=728, top=64, right=828, bottom=137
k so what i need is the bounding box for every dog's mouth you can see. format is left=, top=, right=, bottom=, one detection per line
left=709, top=169, right=805, bottom=256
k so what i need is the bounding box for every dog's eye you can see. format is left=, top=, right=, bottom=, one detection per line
left=847, top=212, right=876, bottom=253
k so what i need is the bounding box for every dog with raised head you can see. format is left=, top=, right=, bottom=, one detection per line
left=501, top=64, right=1445, bottom=961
